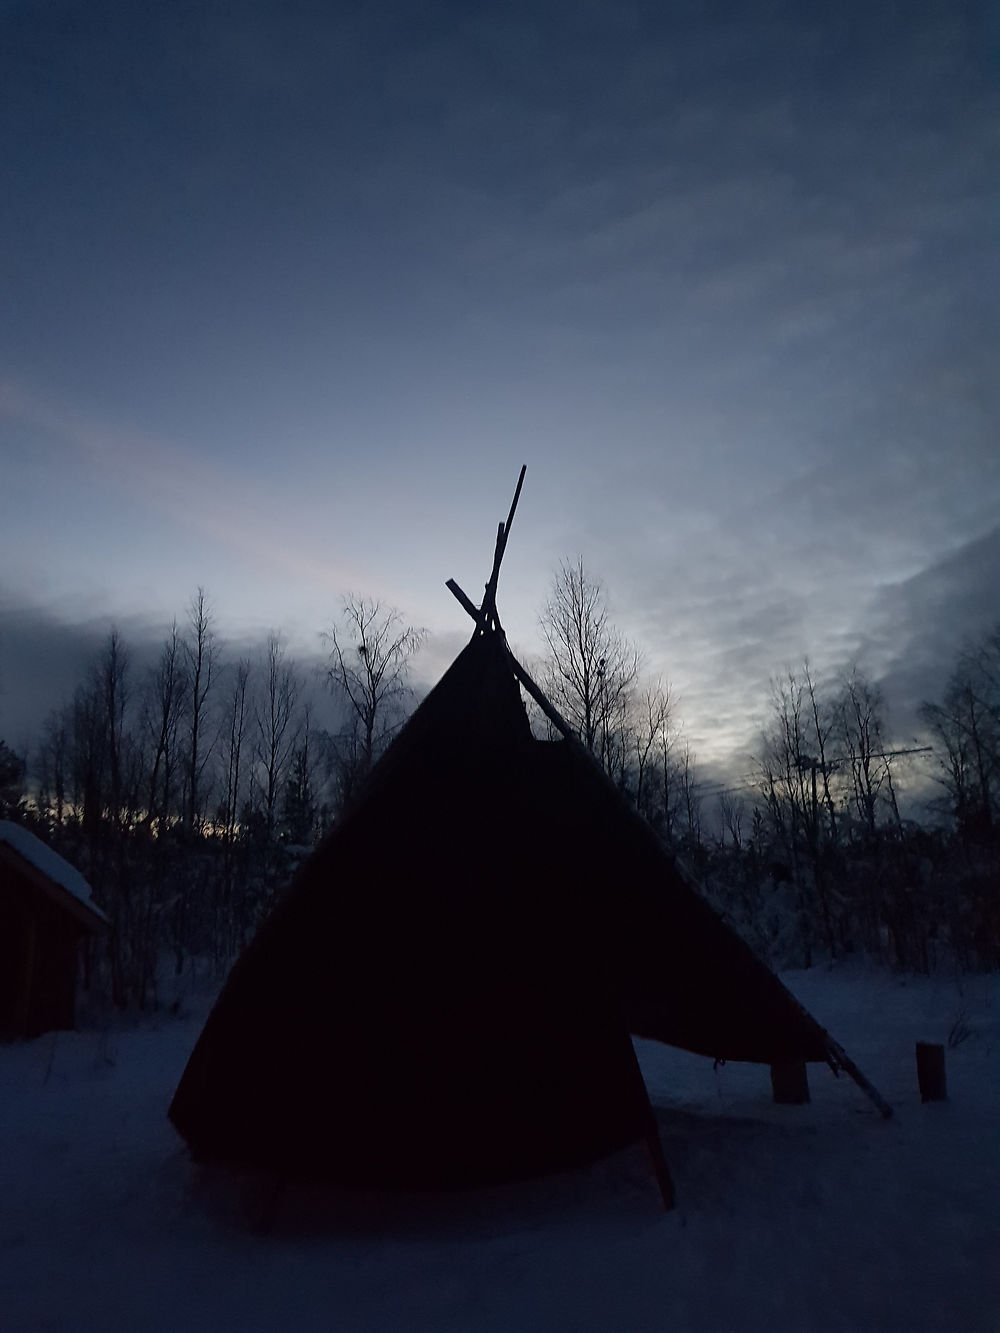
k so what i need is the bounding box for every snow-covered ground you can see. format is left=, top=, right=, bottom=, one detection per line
left=1, top=965, right=997, bottom=1332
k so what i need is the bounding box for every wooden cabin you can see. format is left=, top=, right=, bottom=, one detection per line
left=0, top=821, right=107, bottom=1039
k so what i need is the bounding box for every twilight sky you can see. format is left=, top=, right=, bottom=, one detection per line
left=1, top=0, right=997, bottom=771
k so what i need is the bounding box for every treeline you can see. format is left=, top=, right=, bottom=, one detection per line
left=0, top=589, right=423, bottom=1009
left=701, top=651, right=999, bottom=975
left=534, top=560, right=1000, bottom=975
left=2, top=573, right=998, bottom=1007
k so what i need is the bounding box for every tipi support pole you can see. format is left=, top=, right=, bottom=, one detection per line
left=645, top=1125, right=676, bottom=1212
left=478, top=464, right=527, bottom=631
left=506, top=651, right=579, bottom=744
left=826, top=1037, right=893, bottom=1119
left=915, top=1042, right=947, bottom=1102
left=770, top=1060, right=810, bottom=1105
left=629, top=1037, right=676, bottom=1212
left=446, top=577, right=583, bottom=746
left=446, top=578, right=479, bottom=621
left=503, top=463, right=527, bottom=538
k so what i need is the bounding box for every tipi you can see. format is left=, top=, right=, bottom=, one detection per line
left=169, top=469, right=888, bottom=1204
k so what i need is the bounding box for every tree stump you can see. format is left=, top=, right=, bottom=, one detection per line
left=770, top=1060, right=810, bottom=1105
left=916, top=1042, right=947, bottom=1102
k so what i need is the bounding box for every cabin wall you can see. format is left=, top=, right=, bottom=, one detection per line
left=0, top=867, right=83, bottom=1039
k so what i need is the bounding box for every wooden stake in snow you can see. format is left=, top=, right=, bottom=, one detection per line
left=916, top=1042, right=947, bottom=1102
left=770, top=1060, right=810, bottom=1105
left=824, top=1037, right=894, bottom=1119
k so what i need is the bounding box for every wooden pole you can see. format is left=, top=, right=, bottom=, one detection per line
left=447, top=581, right=582, bottom=749
left=645, top=1126, right=676, bottom=1211
left=479, top=521, right=506, bottom=630
left=477, top=464, right=527, bottom=632
left=915, top=1042, right=947, bottom=1102
left=627, top=1028, right=675, bottom=1211
left=445, top=578, right=479, bottom=622
left=770, top=1060, right=810, bottom=1104
left=825, top=1036, right=894, bottom=1119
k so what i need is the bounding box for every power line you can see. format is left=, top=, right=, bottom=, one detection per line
left=697, top=748, right=935, bottom=801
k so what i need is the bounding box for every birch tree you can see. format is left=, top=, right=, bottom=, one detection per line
left=326, top=596, right=424, bottom=802
left=539, top=558, right=639, bottom=776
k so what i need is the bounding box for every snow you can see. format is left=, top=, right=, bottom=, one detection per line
left=0, top=821, right=107, bottom=922
left=1, top=966, right=997, bottom=1332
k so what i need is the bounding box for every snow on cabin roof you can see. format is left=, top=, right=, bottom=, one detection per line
left=0, top=821, right=108, bottom=923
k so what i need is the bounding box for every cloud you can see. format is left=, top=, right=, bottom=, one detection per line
left=861, top=524, right=1000, bottom=728
left=0, top=380, right=376, bottom=597
left=0, top=598, right=157, bottom=751
left=2, top=0, right=996, bottom=791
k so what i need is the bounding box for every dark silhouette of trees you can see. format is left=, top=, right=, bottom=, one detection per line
left=36, top=708, right=70, bottom=827
left=282, top=708, right=321, bottom=845
left=5, top=571, right=1000, bottom=1016
left=539, top=558, right=640, bottom=778
left=838, top=670, right=902, bottom=837
left=182, top=589, right=219, bottom=836
left=142, top=622, right=187, bottom=837
left=632, top=679, right=674, bottom=817
left=916, top=625, right=1000, bottom=969
left=253, top=633, right=302, bottom=842
left=326, top=596, right=425, bottom=805
left=920, top=626, right=999, bottom=841
left=219, top=657, right=251, bottom=848
left=750, top=662, right=914, bottom=967
left=0, top=738, right=25, bottom=816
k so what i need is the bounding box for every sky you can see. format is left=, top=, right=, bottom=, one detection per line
left=1, top=0, right=997, bottom=775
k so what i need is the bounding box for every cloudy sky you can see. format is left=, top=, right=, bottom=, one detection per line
left=2, top=0, right=997, bottom=770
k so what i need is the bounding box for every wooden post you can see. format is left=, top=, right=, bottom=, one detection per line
left=477, top=464, right=527, bottom=633
left=824, top=1036, right=893, bottom=1119
left=445, top=578, right=479, bottom=622
left=770, top=1060, right=810, bottom=1104
left=626, top=1037, right=675, bottom=1212
left=915, top=1042, right=947, bottom=1102
left=645, top=1127, right=676, bottom=1211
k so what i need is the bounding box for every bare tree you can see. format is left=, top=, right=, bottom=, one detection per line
left=677, top=741, right=703, bottom=849
left=74, top=629, right=149, bottom=1004
left=718, top=789, right=746, bottom=850
left=182, top=588, right=219, bottom=835
left=99, top=628, right=131, bottom=831
left=0, top=738, right=26, bottom=818
left=632, top=678, right=674, bottom=815
left=142, top=621, right=187, bottom=836
left=757, top=668, right=814, bottom=860
left=282, top=704, right=323, bottom=845
left=655, top=716, right=685, bottom=843
left=69, top=629, right=138, bottom=837
left=253, top=633, right=302, bottom=841
left=219, top=657, right=251, bottom=845
left=837, top=668, right=901, bottom=837
left=326, top=596, right=425, bottom=800
left=36, top=706, right=71, bottom=826
left=803, top=658, right=839, bottom=842
left=71, top=677, right=106, bottom=841
left=539, top=558, right=640, bottom=776
left=755, top=667, right=833, bottom=964
left=920, top=627, right=999, bottom=838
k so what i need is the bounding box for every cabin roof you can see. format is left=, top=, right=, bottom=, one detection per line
left=0, top=821, right=108, bottom=929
